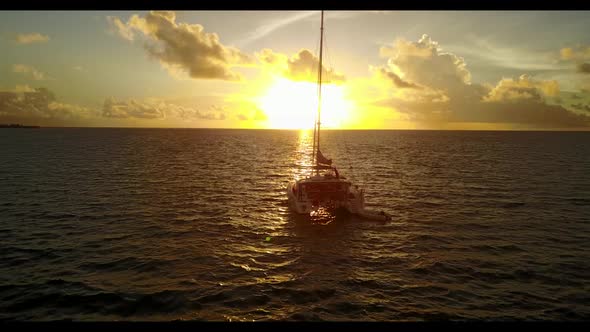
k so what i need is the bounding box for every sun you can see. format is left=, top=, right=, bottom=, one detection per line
left=257, top=77, right=352, bottom=129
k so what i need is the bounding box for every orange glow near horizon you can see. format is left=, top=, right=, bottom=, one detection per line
left=257, top=78, right=352, bottom=129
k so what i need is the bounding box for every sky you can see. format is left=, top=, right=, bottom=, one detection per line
left=1, top=10, right=590, bottom=130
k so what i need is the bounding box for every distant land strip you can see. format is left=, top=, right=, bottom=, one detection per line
left=0, top=124, right=41, bottom=128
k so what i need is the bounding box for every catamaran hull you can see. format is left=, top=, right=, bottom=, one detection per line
left=287, top=181, right=390, bottom=221
left=287, top=180, right=358, bottom=215
left=286, top=182, right=316, bottom=214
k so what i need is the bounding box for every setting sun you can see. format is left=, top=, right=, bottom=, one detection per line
left=257, top=77, right=352, bottom=129
left=2, top=9, right=590, bottom=323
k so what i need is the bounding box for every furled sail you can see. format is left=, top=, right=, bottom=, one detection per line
left=317, top=149, right=332, bottom=166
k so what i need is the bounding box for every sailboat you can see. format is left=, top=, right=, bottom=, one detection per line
left=286, top=11, right=391, bottom=222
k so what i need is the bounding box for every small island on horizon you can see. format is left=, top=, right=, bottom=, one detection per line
left=0, top=124, right=41, bottom=128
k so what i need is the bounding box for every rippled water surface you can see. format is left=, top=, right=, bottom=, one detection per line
left=1, top=128, right=589, bottom=321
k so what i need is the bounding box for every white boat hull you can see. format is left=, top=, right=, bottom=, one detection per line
left=287, top=177, right=390, bottom=221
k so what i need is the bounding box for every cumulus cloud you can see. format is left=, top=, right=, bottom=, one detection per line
left=570, top=103, right=590, bottom=112
left=577, top=63, right=590, bottom=74
left=374, top=35, right=590, bottom=128
left=375, top=95, right=451, bottom=123
left=483, top=75, right=559, bottom=102
left=102, top=98, right=164, bottom=119
left=0, top=87, right=231, bottom=126
left=475, top=102, right=590, bottom=127
left=371, top=66, right=420, bottom=89
left=14, top=33, right=49, bottom=44
left=102, top=98, right=226, bottom=120
left=107, top=11, right=252, bottom=81
left=12, top=64, right=47, bottom=80
left=235, top=103, right=267, bottom=121
left=107, top=16, right=134, bottom=41
left=559, top=45, right=590, bottom=77
left=256, top=48, right=288, bottom=67
left=256, top=48, right=345, bottom=83
left=0, top=87, right=95, bottom=125
left=377, top=34, right=485, bottom=106
left=560, top=45, right=590, bottom=61
left=381, top=35, right=471, bottom=89
left=13, top=85, right=36, bottom=93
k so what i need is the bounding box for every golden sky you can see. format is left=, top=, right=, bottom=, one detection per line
left=1, top=10, right=590, bottom=130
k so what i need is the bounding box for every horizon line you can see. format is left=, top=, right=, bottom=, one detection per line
left=7, top=126, right=590, bottom=132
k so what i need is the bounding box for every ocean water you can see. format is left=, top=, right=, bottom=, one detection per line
left=0, top=128, right=589, bottom=321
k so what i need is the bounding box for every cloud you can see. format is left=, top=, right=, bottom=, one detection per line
left=577, top=63, right=590, bottom=74
left=236, top=11, right=381, bottom=48
left=0, top=87, right=95, bottom=125
left=102, top=98, right=226, bottom=120
left=0, top=88, right=230, bottom=126
left=374, top=95, right=451, bottom=123
left=377, top=95, right=590, bottom=128
left=474, top=102, right=590, bottom=128
left=371, top=66, right=420, bottom=89
left=483, top=75, right=559, bottom=102
left=238, top=11, right=316, bottom=47
left=570, top=103, right=590, bottom=112
left=108, top=11, right=252, bottom=81
left=14, top=33, right=49, bottom=44
left=560, top=45, right=590, bottom=61
left=256, top=48, right=345, bottom=83
left=445, top=35, right=565, bottom=75
left=380, top=36, right=435, bottom=59
left=256, top=48, right=288, bottom=67
left=107, top=16, right=134, bottom=41
left=373, top=35, right=590, bottom=128
left=12, top=64, right=47, bottom=80
left=379, top=34, right=487, bottom=104
left=559, top=45, right=590, bottom=77
left=102, top=98, right=164, bottom=119
left=13, top=84, right=36, bottom=93
left=235, top=103, right=267, bottom=121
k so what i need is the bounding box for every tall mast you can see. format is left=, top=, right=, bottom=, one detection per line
left=314, top=10, right=324, bottom=175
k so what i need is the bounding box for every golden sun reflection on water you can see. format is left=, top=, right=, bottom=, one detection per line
left=286, top=129, right=339, bottom=225
left=290, top=129, right=315, bottom=182
left=283, top=129, right=313, bottom=225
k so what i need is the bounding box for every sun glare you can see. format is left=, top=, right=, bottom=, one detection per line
left=257, top=78, right=351, bottom=129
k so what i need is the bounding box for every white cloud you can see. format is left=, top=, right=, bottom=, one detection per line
left=102, top=97, right=226, bottom=120
left=373, top=34, right=590, bottom=128
left=0, top=87, right=96, bottom=124
left=484, top=75, right=559, bottom=102
left=560, top=45, right=590, bottom=61
left=14, top=33, right=49, bottom=44
left=238, top=11, right=316, bottom=47
left=257, top=48, right=345, bottom=83
left=108, top=11, right=252, bottom=81
left=13, top=64, right=47, bottom=80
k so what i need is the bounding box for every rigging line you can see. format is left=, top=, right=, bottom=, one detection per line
left=311, top=16, right=323, bottom=176
left=310, top=15, right=321, bottom=176
left=315, top=10, right=325, bottom=176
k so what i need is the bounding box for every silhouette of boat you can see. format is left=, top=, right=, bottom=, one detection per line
left=286, top=11, right=390, bottom=222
